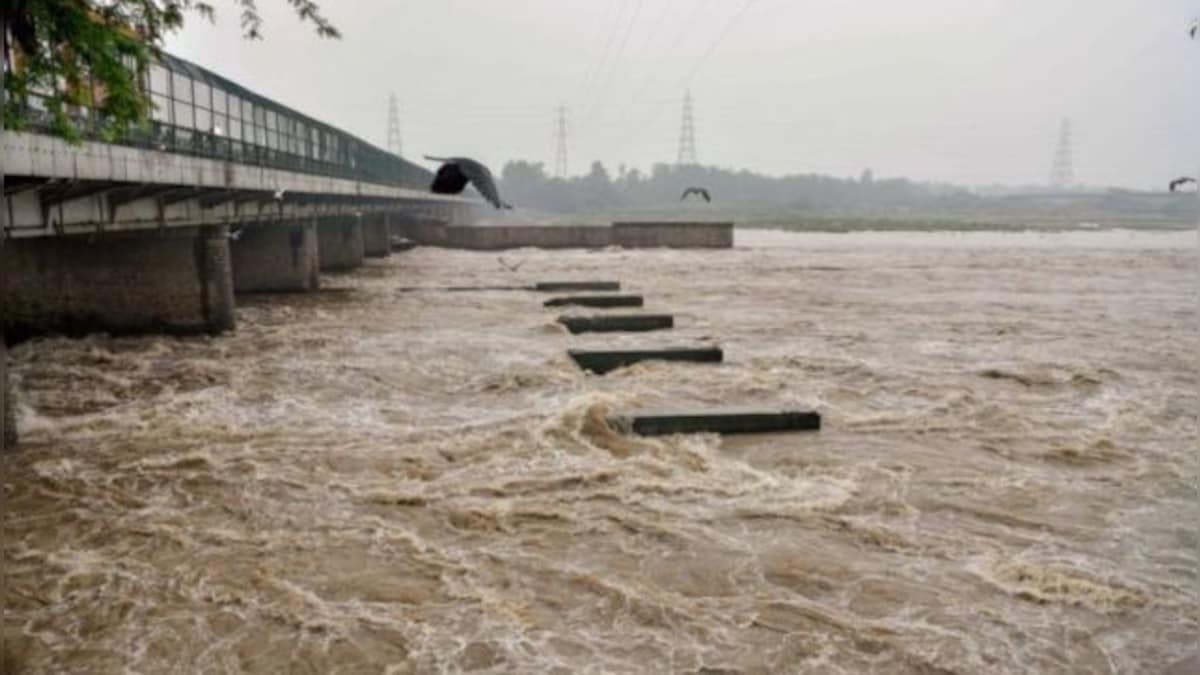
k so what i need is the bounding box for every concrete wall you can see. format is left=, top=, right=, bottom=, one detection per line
left=231, top=220, right=319, bottom=293
left=0, top=225, right=235, bottom=339
left=612, top=222, right=733, bottom=248
left=362, top=213, right=391, bottom=258
left=396, top=222, right=733, bottom=250
left=392, top=217, right=450, bottom=246
left=443, top=225, right=613, bottom=250
left=317, top=216, right=365, bottom=272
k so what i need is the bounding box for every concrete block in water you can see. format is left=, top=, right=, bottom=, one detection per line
left=568, top=346, right=722, bottom=374
left=558, top=314, right=674, bottom=334
left=535, top=281, right=621, bottom=292
left=611, top=408, right=821, bottom=435
left=544, top=295, right=643, bottom=308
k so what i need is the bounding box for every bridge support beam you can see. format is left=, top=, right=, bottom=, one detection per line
left=363, top=213, right=391, bottom=258
left=231, top=220, right=320, bottom=293
left=0, top=225, right=236, bottom=339
left=317, top=215, right=365, bottom=272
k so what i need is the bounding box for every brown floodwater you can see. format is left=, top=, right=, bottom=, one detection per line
left=3, top=228, right=1198, bottom=673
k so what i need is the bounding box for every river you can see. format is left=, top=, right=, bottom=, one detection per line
left=3, top=228, right=1197, bottom=673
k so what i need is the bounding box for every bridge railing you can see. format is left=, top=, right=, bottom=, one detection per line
left=9, top=51, right=432, bottom=192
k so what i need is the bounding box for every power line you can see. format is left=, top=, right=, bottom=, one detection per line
left=608, top=0, right=757, bottom=162
left=579, top=0, right=630, bottom=100
left=580, top=0, right=648, bottom=130
left=682, top=0, right=758, bottom=85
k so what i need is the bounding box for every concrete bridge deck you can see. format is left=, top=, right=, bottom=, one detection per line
left=3, top=131, right=474, bottom=238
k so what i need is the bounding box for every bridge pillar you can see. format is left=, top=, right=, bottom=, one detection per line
left=2, top=333, right=14, bottom=450
left=363, top=213, right=391, bottom=258
left=231, top=220, right=320, bottom=293
left=0, top=225, right=236, bottom=339
left=317, top=215, right=365, bottom=272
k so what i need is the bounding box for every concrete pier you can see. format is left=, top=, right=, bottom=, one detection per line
left=544, top=295, right=644, bottom=308
left=317, top=216, right=365, bottom=272
left=231, top=221, right=320, bottom=293
left=535, top=281, right=621, bottom=292
left=1, top=225, right=236, bottom=338
left=568, top=346, right=723, bottom=374
left=558, top=314, right=674, bottom=334
left=363, top=213, right=392, bottom=258
left=613, top=408, right=821, bottom=436
left=2, top=334, right=14, bottom=450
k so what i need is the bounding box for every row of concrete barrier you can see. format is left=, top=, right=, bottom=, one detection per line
left=540, top=282, right=821, bottom=436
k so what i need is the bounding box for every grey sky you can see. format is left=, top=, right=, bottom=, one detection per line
left=168, top=1, right=1199, bottom=189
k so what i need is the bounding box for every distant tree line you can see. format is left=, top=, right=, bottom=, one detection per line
left=499, top=160, right=977, bottom=214
left=498, top=160, right=1196, bottom=227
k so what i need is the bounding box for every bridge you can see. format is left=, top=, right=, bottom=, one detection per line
left=1, top=51, right=482, bottom=448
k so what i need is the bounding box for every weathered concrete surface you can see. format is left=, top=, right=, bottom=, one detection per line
left=231, top=221, right=319, bottom=293
left=317, top=216, right=365, bottom=272
left=363, top=214, right=392, bottom=258
left=544, top=295, right=644, bottom=308
left=568, top=346, right=723, bottom=374
left=558, top=314, right=673, bottom=334
left=3, top=130, right=476, bottom=239
left=397, top=223, right=612, bottom=250
left=613, top=408, right=821, bottom=436
left=1, top=225, right=236, bottom=339
left=612, top=222, right=733, bottom=248
left=2, top=333, right=14, bottom=449
left=535, top=281, right=621, bottom=292
left=396, top=222, right=733, bottom=250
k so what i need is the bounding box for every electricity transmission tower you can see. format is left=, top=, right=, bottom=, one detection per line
left=387, top=92, right=402, bottom=157
left=1049, top=117, right=1074, bottom=190
left=677, top=90, right=698, bottom=166
left=554, top=105, right=568, bottom=178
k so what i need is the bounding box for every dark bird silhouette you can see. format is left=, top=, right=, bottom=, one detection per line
left=1190, top=19, right=1198, bottom=38
left=425, top=156, right=512, bottom=209
left=1169, top=176, right=1196, bottom=192
left=497, top=257, right=526, bottom=272
left=680, top=187, right=711, bottom=202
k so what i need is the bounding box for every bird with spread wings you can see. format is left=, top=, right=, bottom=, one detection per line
left=680, top=187, right=711, bottom=202
left=1169, top=177, right=1196, bottom=192
left=425, top=156, right=513, bottom=209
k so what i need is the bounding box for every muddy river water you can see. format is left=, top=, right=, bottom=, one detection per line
left=3, top=228, right=1197, bottom=673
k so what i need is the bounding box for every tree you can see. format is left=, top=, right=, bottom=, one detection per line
left=2, top=0, right=339, bottom=141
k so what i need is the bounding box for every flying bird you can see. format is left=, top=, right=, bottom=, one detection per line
left=273, top=188, right=286, bottom=201
left=1169, top=177, right=1196, bottom=192
left=1190, top=18, right=1198, bottom=38
left=424, top=156, right=512, bottom=209
left=498, top=257, right=526, bottom=272
left=680, top=187, right=711, bottom=202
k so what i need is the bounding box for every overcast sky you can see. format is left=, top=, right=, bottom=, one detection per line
left=167, top=1, right=1199, bottom=189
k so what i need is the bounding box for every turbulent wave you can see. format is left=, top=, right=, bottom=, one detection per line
left=3, top=230, right=1197, bottom=673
